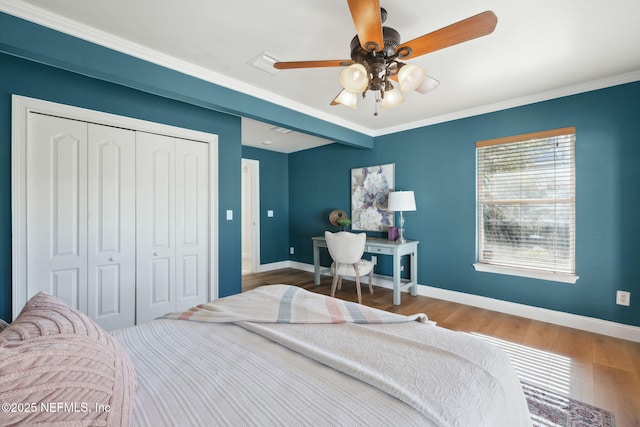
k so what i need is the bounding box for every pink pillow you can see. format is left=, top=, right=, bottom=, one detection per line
left=0, top=292, right=135, bottom=426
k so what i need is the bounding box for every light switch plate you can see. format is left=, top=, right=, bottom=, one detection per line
left=226, top=210, right=233, bottom=221
left=267, top=210, right=274, bottom=217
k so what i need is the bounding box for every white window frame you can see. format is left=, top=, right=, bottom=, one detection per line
left=473, top=127, right=579, bottom=284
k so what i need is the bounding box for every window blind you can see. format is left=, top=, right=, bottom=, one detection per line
left=476, top=127, right=576, bottom=275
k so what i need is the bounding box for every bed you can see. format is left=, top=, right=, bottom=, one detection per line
left=1, top=285, right=532, bottom=426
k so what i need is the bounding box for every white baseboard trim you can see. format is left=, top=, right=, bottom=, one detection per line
left=414, top=284, right=640, bottom=344
left=287, top=261, right=314, bottom=272
left=257, top=261, right=640, bottom=343
left=256, top=261, right=291, bottom=273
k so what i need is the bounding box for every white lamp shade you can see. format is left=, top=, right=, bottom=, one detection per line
left=415, top=75, right=440, bottom=94
left=398, top=64, right=427, bottom=94
left=380, top=87, right=404, bottom=109
left=333, top=89, right=358, bottom=109
left=388, top=191, right=416, bottom=211
left=339, top=64, right=369, bottom=93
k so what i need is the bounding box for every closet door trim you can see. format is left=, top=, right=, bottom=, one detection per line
left=11, top=95, right=219, bottom=319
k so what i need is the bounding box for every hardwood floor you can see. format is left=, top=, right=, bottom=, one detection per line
left=243, top=268, right=640, bottom=427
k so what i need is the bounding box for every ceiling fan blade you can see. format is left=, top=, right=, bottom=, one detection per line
left=330, top=91, right=342, bottom=106
left=274, top=60, right=354, bottom=70
left=396, top=11, right=497, bottom=59
left=346, top=0, right=384, bottom=52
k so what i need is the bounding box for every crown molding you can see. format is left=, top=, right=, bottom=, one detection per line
left=0, top=0, right=373, bottom=136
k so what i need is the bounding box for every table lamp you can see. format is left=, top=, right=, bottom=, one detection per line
left=387, top=191, right=416, bottom=244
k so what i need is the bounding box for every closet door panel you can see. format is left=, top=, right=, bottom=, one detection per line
left=175, top=140, right=209, bottom=311
left=136, top=132, right=176, bottom=323
left=26, top=114, right=88, bottom=311
left=51, top=269, right=81, bottom=310
left=87, top=124, right=136, bottom=330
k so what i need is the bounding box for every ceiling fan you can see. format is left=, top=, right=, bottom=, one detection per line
left=274, top=0, right=497, bottom=115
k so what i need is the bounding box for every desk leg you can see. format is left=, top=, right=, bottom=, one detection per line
left=410, top=249, right=418, bottom=296
left=313, top=242, right=320, bottom=286
left=393, top=251, right=401, bottom=305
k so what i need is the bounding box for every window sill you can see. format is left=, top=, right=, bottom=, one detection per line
left=473, top=263, right=579, bottom=284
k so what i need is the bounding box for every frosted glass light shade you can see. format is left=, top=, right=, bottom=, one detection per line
left=339, top=64, right=369, bottom=93
left=380, top=88, right=404, bottom=109
left=334, top=89, right=358, bottom=109
left=398, top=64, right=427, bottom=94
left=415, top=76, right=440, bottom=94
left=388, top=191, right=416, bottom=211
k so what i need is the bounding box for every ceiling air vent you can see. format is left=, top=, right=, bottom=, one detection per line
left=270, top=126, right=292, bottom=134
left=248, top=52, right=281, bottom=74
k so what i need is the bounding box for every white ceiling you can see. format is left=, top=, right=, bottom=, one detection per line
left=4, top=0, right=640, bottom=152
left=241, top=117, right=335, bottom=154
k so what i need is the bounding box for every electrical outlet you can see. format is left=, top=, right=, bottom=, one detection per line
left=371, top=256, right=377, bottom=265
left=289, top=247, right=295, bottom=255
left=616, top=290, right=630, bottom=306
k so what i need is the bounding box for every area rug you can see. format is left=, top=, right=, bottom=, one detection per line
left=522, top=381, right=615, bottom=427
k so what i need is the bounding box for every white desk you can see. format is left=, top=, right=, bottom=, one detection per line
left=312, top=236, right=419, bottom=305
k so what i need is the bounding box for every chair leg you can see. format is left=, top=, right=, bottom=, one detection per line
left=330, top=269, right=340, bottom=298
left=338, top=276, right=343, bottom=290
left=353, top=263, right=362, bottom=304
left=368, top=270, right=374, bottom=295
left=355, top=275, right=363, bottom=304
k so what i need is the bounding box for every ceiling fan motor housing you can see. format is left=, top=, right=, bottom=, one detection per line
left=350, top=26, right=401, bottom=62
left=350, top=26, right=401, bottom=92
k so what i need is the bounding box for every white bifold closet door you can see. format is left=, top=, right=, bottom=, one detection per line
left=135, top=132, right=209, bottom=324
left=26, top=113, right=136, bottom=331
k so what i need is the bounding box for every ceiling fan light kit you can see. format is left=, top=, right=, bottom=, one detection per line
left=336, top=61, right=419, bottom=112
left=339, top=63, right=369, bottom=93
left=333, top=89, right=359, bottom=110
left=380, top=85, right=404, bottom=109
left=415, top=75, right=440, bottom=94
left=274, top=1, right=497, bottom=116
left=398, top=63, right=427, bottom=94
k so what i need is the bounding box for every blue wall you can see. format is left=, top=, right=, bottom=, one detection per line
left=289, top=82, right=640, bottom=328
left=0, top=52, right=243, bottom=320
left=242, top=146, right=290, bottom=264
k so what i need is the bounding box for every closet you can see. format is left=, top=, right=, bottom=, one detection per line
left=14, top=97, right=216, bottom=331
left=136, top=132, right=210, bottom=324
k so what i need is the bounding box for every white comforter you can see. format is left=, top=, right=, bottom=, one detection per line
left=113, top=286, right=532, bottom=426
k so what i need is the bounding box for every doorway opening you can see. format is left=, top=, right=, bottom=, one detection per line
left=241, top=158, right=260, bottom=275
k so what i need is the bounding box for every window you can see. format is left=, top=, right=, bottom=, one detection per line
left=474, top=127, right=578, bottom=283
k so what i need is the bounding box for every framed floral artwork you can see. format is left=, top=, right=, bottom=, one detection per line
left=351, top=163, right=394, bottom=231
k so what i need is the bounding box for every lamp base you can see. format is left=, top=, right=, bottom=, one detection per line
left=396, top=211, right=407, bottom=243
left=397, top=227, right=407, bottom=244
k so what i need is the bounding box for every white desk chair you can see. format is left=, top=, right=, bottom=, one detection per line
left=324, top=231, right=374, bottom=304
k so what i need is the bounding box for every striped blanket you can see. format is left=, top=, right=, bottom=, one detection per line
left=158, top=284, right=532, bottom=426
left=162, top=284, right=428, bottom=324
